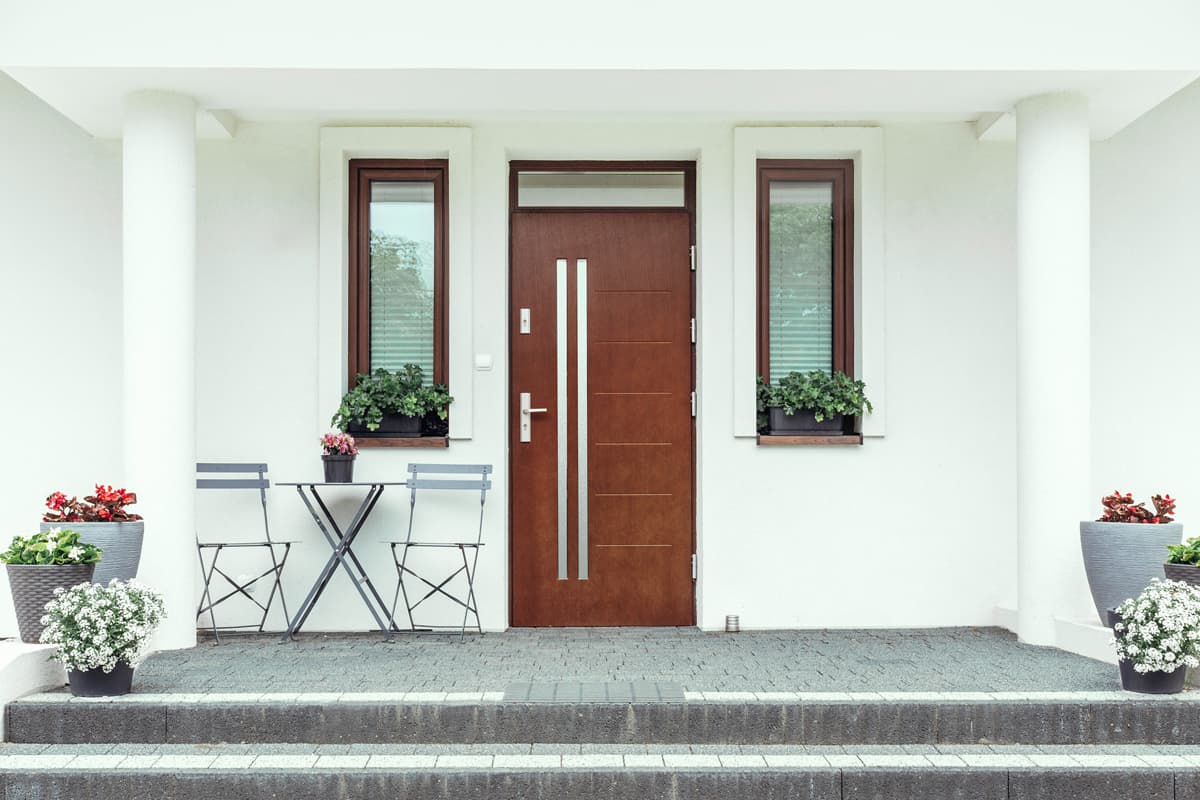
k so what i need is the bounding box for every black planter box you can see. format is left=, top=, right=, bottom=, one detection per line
left=349, top=413, right=423, bottom=438
left=767, top=407, right=847, bottom=435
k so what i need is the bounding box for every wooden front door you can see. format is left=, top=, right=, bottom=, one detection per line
left=510, top=210, right=694, bottom=626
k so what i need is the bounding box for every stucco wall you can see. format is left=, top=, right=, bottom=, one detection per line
left=0, top=83, right=1024, bottom=634
left=0, top=73, right=122, bottom=637
left=1091, top=80, right=1200, bottom=517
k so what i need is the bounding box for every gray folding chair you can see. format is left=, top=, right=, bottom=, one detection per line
left=195, top=462, right=294, bottom=642
left=388, top=463, right=492, bottom=639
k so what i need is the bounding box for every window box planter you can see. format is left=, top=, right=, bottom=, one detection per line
left=766, top=407, right=847, bottom=435
left=350, top=412, right=423, bottom=438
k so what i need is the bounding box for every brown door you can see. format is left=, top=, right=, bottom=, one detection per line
left=510, top=210, right=694, bottom=626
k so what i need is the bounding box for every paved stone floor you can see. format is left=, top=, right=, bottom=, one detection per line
left=127, top=627, right=1118, bottom=693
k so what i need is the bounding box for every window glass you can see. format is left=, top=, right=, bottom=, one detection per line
left=368, top=181, right=436, bottom=376
left=517, top=171, right=685, bottom=207
left=767, top=180, right=834, bottom=382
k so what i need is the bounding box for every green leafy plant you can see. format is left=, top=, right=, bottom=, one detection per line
left=1168, top=537, right=1200, bottom=566
left=330, top=364, right=454, bottom=432
left=1, top=528, right=102, bottom=565
left=756, top=370, right=873, bottom=422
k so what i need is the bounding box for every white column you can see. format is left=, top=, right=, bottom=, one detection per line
left=1015, top=92, right=1092, bottom=646
left=123, top=91, right=197, bottom=650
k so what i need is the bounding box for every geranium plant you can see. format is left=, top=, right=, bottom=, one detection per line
left=1, top=528, right=102, bottom=565
left=1112, top=579, right=1200, bottom=674
left=330, top=364, right=454, bottom=432
left=40, top=580, right=166, bottom=673
left=321, top=431, right=358, bottom=456
left=43, top=485, right=142, bottom=523
left=756, top=370, right=873, bottom=422
left=1098, top=491, right=1176, bottom=524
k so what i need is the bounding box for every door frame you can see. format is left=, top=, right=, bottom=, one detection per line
left=507, top=159, right=698, bottom=626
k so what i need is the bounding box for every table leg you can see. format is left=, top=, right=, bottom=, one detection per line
left=283, top=484, right=401, bottom=641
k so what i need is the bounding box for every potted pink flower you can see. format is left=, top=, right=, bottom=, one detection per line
left=321, top=432, right=358, bottom=483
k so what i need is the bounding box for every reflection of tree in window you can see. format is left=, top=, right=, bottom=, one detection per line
left=369, top=229, right=435, bottom=376
left=769, top=187, right=833, bottom=381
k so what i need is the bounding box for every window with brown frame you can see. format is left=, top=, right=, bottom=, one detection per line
left=756, top=159, right=854, bottom=383
left=347, top=159, right=448, bottom=389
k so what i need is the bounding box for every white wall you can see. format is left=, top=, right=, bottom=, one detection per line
left=188, top=119, right=1019, bottom=632
left=1092, top=79, right=1200, bottom=514
left=0, top=77, right=1024, bottom=633
left=701, top=124, right=1018, bottom=628
left=0, top=73, right=122, bottom=637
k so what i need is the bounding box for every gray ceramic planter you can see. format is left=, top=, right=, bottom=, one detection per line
left=6, top=562, right=96, bottom=643
left=39, top=521, right=144, bottom=585
left=1080, top=521, right=1183, bottom=626
left=1164, top=563, right=1200, bottom=588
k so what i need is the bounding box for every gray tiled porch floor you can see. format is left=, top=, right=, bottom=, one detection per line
left=129, top=627, right=1118, bottom=693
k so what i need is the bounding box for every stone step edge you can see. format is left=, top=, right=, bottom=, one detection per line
left=6, top=751, right=1200, bottom=770
left=16, top=690, right=1200, bottom=705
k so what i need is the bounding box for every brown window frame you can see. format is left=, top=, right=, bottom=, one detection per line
left=347, top=158, right=449, bottom=389
left=756, top=158, right=855, bottom=380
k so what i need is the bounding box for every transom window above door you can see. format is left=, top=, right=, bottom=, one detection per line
left=756, top=159, right=854, bottom=382
left=347, top=159, right=448, bottom=386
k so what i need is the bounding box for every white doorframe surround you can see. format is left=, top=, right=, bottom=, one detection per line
left=317, top=126, right=474, bottom=440
left=731, top=126, right=887, bottom=439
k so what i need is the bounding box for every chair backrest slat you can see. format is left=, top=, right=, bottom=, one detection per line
left=197, top=462, right=268, bottom=473
left=408, top=478, right=492, bottom=491
left=197, top=478, right=270, bottom=490
left=407, top=463, right=493, bottom=475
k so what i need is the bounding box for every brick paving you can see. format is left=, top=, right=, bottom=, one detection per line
left=126, top=627, right=1118, bottom=693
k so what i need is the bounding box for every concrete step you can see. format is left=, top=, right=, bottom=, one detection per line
left=8, top=691, right=1200, bottom=745
left=4, top=744, right=1200, bottom=799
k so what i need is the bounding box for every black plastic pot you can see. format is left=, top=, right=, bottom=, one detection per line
left=1165, top=563, right=1200, bottom=588
left=322, top=454, right=355, bottom=483
left=767, top=407, right=846, bottom=435
left=68, top=662, right=134, bottom=697
left=1108, top=610, right=1189, bottom=694
left=1117, top=659, right=1188, bottom=694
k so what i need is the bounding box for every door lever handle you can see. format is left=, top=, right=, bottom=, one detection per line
left=519, top=392, right=547, bottom=442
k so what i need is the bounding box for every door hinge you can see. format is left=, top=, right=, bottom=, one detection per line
left=690, top=391, right=697, bottom=417
left=689, top=245, right=696, bottom=271
left=692, top=554, right=698, bottom=581
left=690, top=317, right=696, bottom=344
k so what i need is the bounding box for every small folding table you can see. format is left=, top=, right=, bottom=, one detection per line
left=278, top=481, right=406, bottom=641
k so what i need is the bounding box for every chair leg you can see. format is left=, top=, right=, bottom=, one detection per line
left=258, top=543, right=291, bottom=634
left=196, top=544, right=223, bottom=645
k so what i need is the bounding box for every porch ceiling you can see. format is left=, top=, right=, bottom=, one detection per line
left=2, top=66, right=1197, bottom=141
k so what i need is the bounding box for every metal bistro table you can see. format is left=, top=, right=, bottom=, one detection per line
left=278, top=481, right=406, bottom=642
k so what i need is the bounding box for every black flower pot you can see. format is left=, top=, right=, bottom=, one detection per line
left=322, top=454, right=355, bottom=483
left=348, top=413, right=423, bottom=438
left=1117, top=660, right=1187, bottom=694
left=767, top=407, right=846, bottom=435
left=1165, top=563, right=1200, bottom=588
left=68, top=662, right=134, bottom=697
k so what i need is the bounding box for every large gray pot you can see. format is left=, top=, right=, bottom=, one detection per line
left=7, top=562, right=96, bottom=643
left=1080, top=521, right=1183, bottom=626
left=39, top=521, right=144, bottom=585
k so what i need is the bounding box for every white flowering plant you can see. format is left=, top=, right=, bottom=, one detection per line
left=1112, top=579, right=1200, bottom=674
left=39, top=580, right=166, bottom=673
